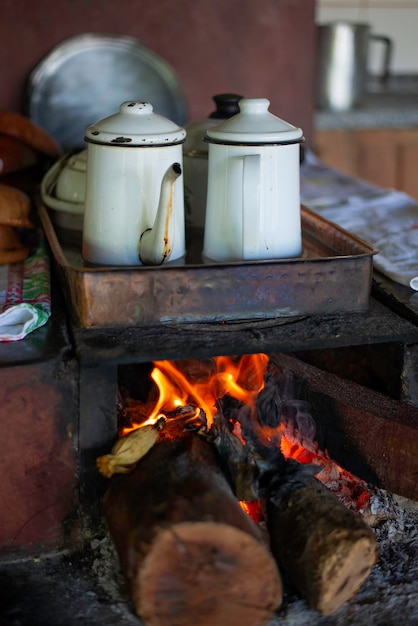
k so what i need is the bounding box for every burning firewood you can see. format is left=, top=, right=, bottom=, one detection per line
left=96, top=418, right=165, bottom=478
left=210, top=392, right=378, bottom=617
left=266, top=464, right=378, bottom=616
left=102, top=424, right=283, bottom=626
left=105, top=355, right=379, bottom=622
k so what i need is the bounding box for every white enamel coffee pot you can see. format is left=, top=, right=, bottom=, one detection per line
left=82, top=101, right=186, bottom=266
left=202, top=98, right=304, bottom=262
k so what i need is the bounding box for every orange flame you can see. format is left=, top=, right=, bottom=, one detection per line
left=121, top=353, right=269, bottom=435
left=121, top=353, right=370, bottom=515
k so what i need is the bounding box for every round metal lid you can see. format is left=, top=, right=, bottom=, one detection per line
left=26, top=34, right=188, bottom=149
left=206, top=98, right=304, bottom=145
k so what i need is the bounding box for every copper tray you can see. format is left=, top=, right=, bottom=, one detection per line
left=37, top=200, right=378, bottom=328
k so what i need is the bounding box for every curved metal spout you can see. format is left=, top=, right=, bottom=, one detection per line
left=138, top=163, right=182, bottom=265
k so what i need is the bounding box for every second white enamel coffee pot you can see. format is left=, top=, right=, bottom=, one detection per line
left=202, top=98, right=304, bottom=262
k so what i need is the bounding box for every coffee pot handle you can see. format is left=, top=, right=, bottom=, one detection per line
left=242, top=154, right=261, bottom=261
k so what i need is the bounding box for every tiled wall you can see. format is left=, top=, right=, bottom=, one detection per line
left=316, top=1, right=418, bottom=74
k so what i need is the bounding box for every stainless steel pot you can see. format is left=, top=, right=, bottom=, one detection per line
left=316, top=21, right=392, bottom=111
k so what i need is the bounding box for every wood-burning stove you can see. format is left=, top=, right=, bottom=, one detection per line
left=2, top=271, right=418, bottom=625
left=71, top=293, right=418, bottom=536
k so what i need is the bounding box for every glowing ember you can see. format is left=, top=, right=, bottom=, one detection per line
left=239, top=499, right=264, bottom=525
left=279, top=426, right=371, bottom=512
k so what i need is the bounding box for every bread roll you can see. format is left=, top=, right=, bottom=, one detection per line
left=0, top=183, right=34, bottom=228
left=0, top=224, right=29, bottom=264
left=0, top=134, right=39, bottom=174
left=0, top=110, right=62, bottom=159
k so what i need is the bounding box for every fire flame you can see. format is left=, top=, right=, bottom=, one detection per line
left=121, top=353, right=269, bottom=434
left=121, top=353, right=371, bottom=515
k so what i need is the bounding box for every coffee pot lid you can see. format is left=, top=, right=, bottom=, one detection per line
left=205, top=98, right=303, bottom=145
left=85, top=101, right=186, bottom=146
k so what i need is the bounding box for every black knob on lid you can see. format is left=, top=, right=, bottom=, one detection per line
left=209, top=93, right=243, bottom=119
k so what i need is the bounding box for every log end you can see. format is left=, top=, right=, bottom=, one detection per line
left=133, top=521, right=283, bottom=626
left=312, top=532, right=378, bottom=616
left=267, top=478, right=379, bottom=617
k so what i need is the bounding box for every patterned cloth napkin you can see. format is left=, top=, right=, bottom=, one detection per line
left=301, top=151, right=418, bottom=290
left=0, top=233, right=51, bottom=341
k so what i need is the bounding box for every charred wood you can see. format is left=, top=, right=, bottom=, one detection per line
left=211, top=395, right=378, bottom=617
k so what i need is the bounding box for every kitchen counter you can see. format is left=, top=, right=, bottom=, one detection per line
left=315, top=74, right=418, bottom=130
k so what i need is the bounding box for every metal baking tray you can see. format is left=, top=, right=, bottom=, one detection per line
left=37, top=200, right=377, bottom=328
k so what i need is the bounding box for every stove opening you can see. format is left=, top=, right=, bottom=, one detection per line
left=93, top=352, right=413, bottom=624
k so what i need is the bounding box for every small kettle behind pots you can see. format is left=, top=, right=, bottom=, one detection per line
left=82, top=101, right=186, bottom=266
left=183, top=93, right=243, bottom=230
